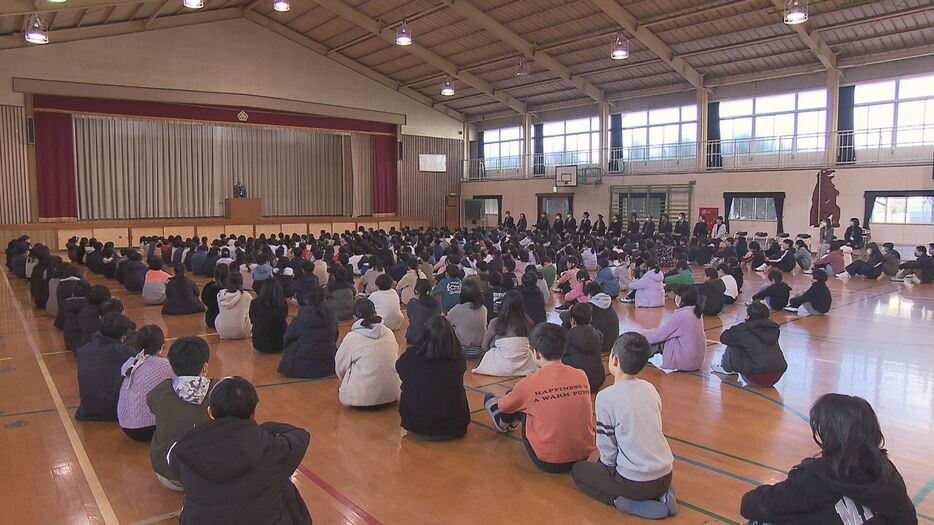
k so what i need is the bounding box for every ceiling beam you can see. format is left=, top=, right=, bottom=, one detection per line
left=308, top=0, right=526, bottom=114
left=244, top=0, right=263, bottom=13
left=0, top=0, right=151, bottom=18
left=328, top=4, right=447, bottom=54
left=440, top=0, right=605, bottom=104
left=769, top=0, right=838, bottom=74
left=0, top=6, right=241, bottom=50
left=145, top=0, right=170, bottom=27
left=588, top=0, right=704, bottom=90
left=243, top=11, right=464, bottom=122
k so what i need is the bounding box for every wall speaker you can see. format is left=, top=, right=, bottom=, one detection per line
left=25, top=116, right=35, bottom=145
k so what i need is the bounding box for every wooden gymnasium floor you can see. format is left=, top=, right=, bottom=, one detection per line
left=0, top=260, right=932, bottom=525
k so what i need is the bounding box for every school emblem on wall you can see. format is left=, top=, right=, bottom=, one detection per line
left=809, top=168, right=841, bottom=227
left=237, top=110, right=249, bottom=122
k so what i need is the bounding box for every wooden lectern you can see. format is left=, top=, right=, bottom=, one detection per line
left=225, top=198, right=262, bottom=220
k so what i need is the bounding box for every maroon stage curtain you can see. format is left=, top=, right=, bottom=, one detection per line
left=372, top=135, right=398, bottom=214
left=34, top=111, right=78, bottom=219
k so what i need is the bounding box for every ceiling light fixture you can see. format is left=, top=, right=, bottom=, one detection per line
left=440, top=77, right=454, bottom=97
left=23, top=14, right=49, bottom=45
left=610, top=32, right=629, bottom=60
left=46, top=0, right=68, bottom=4
left=272, top=0, right=290, bottom=11
left=395, top=20, right=412, bottom=46
left=515, top=56, right=530, bottom=77
left=183, top=0, right=203, bottom=9
left=784, top=0, right=808, bottom=25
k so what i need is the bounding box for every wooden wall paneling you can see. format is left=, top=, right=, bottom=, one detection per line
left=225, top=224, right=254, bottom=238
left=330, top=222, right=355, bottom=234
left=196, top=226, right=225, bottom=241
left=280, top=223, right=309, bottom=235
left=92, top=227, right=129, bottom=247
left=163, top=226, right=196, bottom=239
left=57, top=229, right=92, bottom=250
left=255, top=224, right=282, bottom=238
left=398, top=135, right=463, bottom=227
left=357, top=221, right=379, bottom=231
left=378, top=221, right=401, bottom=231
left=130, top=227, right=165, bottom=246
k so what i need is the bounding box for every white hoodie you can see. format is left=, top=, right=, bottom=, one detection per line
left=334, top=320, right=401, bottom=407
left=215, top=290, right=253, bottom=340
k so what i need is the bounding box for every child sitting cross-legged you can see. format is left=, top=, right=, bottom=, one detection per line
left=571, top=332, right=678, bottom=519
left=483, top=323, right=595, bottom=473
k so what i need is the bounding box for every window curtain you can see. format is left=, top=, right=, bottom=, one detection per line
left=533, top=123, right=544, bottom=175
left=350, top=133, right=373, bottom=216
left=837, top=86, right=855, bottom=163
left=706, top=102, right=722, bottom=168
left=34, top=111, right=78, bottom=219
left=723, top=192, right=786, bottom=235
left=0, top=106, right=30, bottom=223
left=372, top=134, right=398, bottom=214
left=609, top=114, right=623, bottom=173
left=862, top=190, right=934, bottom=226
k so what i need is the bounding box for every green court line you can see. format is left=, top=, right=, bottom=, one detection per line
left=127, top=509, right=181, bottom=525
left=674, top=454, right=759, bottom=487
left=676, top=500, right=740, bottom=525
left=914, top=475, right=934, bottom=506
left=254, top=376, right=336, bottom=388
left=475, top=376, right=521, bottom=388
left=665, top=434, right=788, bottom=475
left=0, top=407, right=57, bottom=419
left=919, top=512, right=934, bottom=523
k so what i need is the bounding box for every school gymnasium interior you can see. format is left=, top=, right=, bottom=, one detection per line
left=0, top=0, right=933, bottom=523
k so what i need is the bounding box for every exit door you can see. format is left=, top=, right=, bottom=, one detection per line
left=537, top=194, right=573, bottom=222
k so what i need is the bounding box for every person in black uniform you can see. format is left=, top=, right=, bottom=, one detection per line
left=536, top=213, right=550, bottom=232
left=674, top=212, right=690, bottom=240
left=594, top=214, right=607, bottom=237
left=565, top=212, right=577, bottom=233
left=642, top=215, right=656, bottom=239
left=627, top=213, right=640, bottom=236
left=692, top=214, right=709, bottom=241
left=233, top=181, right=247, bottom=198
left=503, top=211, right=515, bottom=229
left=658, top=214, right=673, bottom=237
left=553, top=213, right=565, bottom=236
left=516, top=213, right=528, bottom=232
left=578, top=212, right=592, bottom=236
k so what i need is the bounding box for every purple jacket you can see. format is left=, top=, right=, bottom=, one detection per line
left=643, top=306, right=706, bottom=371
left=628, top=270, right=665, bottom=308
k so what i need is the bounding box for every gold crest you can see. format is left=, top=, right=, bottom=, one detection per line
left=237, top=110, right=249, bottom=122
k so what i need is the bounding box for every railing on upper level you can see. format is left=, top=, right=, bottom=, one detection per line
left=463, top=125, right=934, bottom=182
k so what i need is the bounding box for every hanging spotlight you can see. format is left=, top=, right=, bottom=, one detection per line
left=23, top=14, right=49, bottom=45
left=610, top=32, right=629, bottom=60
left=783, top=0, right=808, bottom=25
left=183, top=0, right=203, bottom=9
left=515, top=56, right=530, bottom=77
left=272, top=0, right=290, bottom=11
left=395, top=20, right=412, bottom=46
left=46, top=0, right=68, bottom=3
left=440, top=77, right=455, bottom=97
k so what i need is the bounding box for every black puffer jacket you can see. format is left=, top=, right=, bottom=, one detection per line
left=741, top=456, right=917, bottom=525
left=75, top=332, right=134, bottom=421
left=162, top=275, right=206, bottom=316
left=75, top=304, right=103, bottom=351
left=54, top=278, right=87, bottom=329
left=719, top=318, right=787, bottom=376
left=171, top=418, right=312, bottom=525
left=278, top=303, right=338, bottom=378
left=250, top=300, right=288, bottom=354
left=561, top=325, right=605, bottom=392
left=62, top=296, right=89, bottom=352
left=123, top=260, right=148, bottom=292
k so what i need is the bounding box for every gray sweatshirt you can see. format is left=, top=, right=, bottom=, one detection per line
left=595, top=378, right=674, bottom=482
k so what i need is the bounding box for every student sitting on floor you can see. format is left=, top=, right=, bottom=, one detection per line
left=892, top=245, right=934, bottom=284
left=743, top=241, right=766, bottom=270
left=75, top=284, right=112, bottom=351
left=335, top=299, right=401, bottom=408
left=62, top=281, right=91, bottom=352
left=168, top=377, right=312, bottom=525
left=118, top=325, right=172, bottom=442
left=148, top=336, right=216, bottom=492
left=751, top=270, right=792, bottom=311
left=740, top=394, right=917, bottom=525
left=396, top=257, right=425, bottom=306
left=141, top=257, right=171, bottom=305
left=369, top=274, right=404, bottom=331
left=556, top=270, right=591, bottom=311
left=552, top=257, right=581, bottom=295
left=396, top=315, right=470, bottom=441
left=718, top=263, right=739, bottom=305
left=279, top=287, right=338, bottom=379
left=75, top=312, right=135, bottom=421
left=162, top=264, right=206, bottom=316
left=473, top=290, right=537, bottom=377
left=200, top=263, right=228, bottom=330
left=842, top=242, right=885, bottom=279
left=432, top=265, right=463, bottom=313
left=794, top=240, right=812, bottom=271
left=764, top=239, right=796, bottom=273
left=324, top=267, right=355, bottom=321
left=594, top=257, right=621, bottom=299
left=641, top=286, right=706, bottom=372
left=562, top=303, right=606, bottom=392
left=663, top=259, right=694, bottom=293
left=571, top=332, right=678, bottom=519
left=405, top=279, right=442, bottom=345
left=785, top=268, right=832, bottom=317
left=445, top=278, right=488, bottom=359
left=622, top=262, right=664, bottom=307
left=519, top=270, right=547, bottom=325
left=249, top=278, right=288, bottom=354
left=121, top=251, right=147, bottom=293
left=881, top=243, right=901, bottom=277
left=483, top=323, right=595, bottom=473
left=809, top=240, right=846, bottom=277
left=695, top=268, right=726, bottom=317
left=711, top=301, right=788, bottom=387
left=215, top=272, right=253, bottom=340
left=54, top=264, right=87, bottom=329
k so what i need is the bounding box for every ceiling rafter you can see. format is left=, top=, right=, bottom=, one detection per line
left=243, top=11, right=464, bottom=122
left=769, top=0, right=838, bottom=74
left=328, top=4, right=447, bottom=54
left=144, top=0, right=170, bottom=27
left=588, top=0, right=704, bottom=90
left=307, top=0, right=526, bottom=114
left=440, top=0, right=605, bottom=104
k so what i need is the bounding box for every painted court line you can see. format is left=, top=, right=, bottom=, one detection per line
left=295, top=464, right=383, bottom=525
left=127, top=509, right=181, bottom=525
left=0, top=266, right=119, bottom=525
left=40, top=350, right=72, bottom=356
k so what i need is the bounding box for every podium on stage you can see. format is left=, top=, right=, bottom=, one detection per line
left=225, top=198, right=262, bottom=220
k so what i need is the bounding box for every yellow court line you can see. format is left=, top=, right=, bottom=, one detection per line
left=0, top=267, right=119, bottom=525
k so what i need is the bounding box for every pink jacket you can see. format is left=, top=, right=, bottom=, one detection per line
left=564, top=280, right=590, bottom=303
left=643, top=306, right=706, bottom=371
left=628, top=270, right=665, bottom=308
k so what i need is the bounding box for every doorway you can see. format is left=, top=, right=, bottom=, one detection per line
left=472, top=194, right=503, bottom=227
left=537, top=193, right=574, bottom=222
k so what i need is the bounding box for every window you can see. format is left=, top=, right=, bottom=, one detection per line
left=729, top=197, right=777, bottom=220
left=719, top=89, right=827, bottom=154
left=871, top=196, right=934, bottom=225
left=482, top=127, right=523, bottom=169
left=854, top=74, right=934, bottom=148
left=535, top=117, right=601, bottom=165
left=616, top=105, right=697, bottom=161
